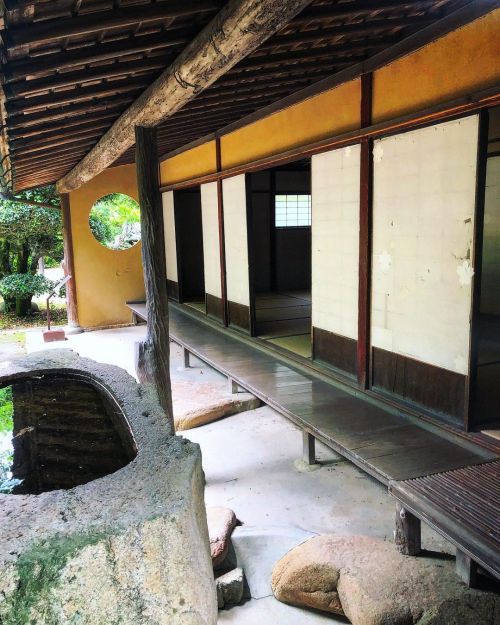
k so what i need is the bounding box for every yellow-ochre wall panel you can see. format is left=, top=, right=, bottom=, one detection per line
left=373, top=9, right=500, bottom=123
left=220, top=79, right=361, bottom=169
left=70, top=164, right=145, bottom=329
left=160, top=140, right=217, bottom=186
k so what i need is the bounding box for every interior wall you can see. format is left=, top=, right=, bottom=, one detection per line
left=160, top=140, right=217, bottom=186
left=371, top=116, right=479, bottom=376
left=174, top=189, right=205, bottom=300
left=69, top=164, right=144, bottom=329
left=481, top=155, right=500, bottom=316
left=222, top=174, right=250, bottom=307
left=162, top=191, right=178, bottom=290
left=248, top=171, right=272, bottom=293
left=200, top=182, right=222, bottom=299
left=311, top=145, right=360, bottom=340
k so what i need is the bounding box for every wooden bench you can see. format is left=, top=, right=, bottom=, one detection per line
left=126, top=301, right=147, bottom=325
left=389, top=459, right=500, bottom=587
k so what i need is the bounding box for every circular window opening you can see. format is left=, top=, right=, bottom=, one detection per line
left=89, top=193, right=141, bottom=250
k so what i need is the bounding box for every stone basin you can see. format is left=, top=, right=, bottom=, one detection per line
left=0, top=349, right=217, bottom=625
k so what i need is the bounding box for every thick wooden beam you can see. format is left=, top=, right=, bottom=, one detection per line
left=60, top=193, right=81, bottom=332
left=134, top=125, right=174, bottom=426
left=57, top=0, right=314, bottom=193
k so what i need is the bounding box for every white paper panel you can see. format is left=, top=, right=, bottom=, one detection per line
left=201, top=182, right=221, bottom=298
left=222, top=175, right=249, bottom=306
left=162, top=191, right=177, bottom=282
left=371, top=115, right=478, bottom=374
left=311, top=144, right=360, bottom=340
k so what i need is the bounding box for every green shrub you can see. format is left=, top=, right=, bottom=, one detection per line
left=0, top=273, right=55, bottom=315
left=0, top=386, right=13, bottom=434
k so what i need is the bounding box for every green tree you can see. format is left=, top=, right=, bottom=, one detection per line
left=0, top=186, right=61, bottom=315
left=89, top=193, right=140, bottom=249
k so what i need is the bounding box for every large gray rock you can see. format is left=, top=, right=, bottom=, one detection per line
left=207, top=506, right=238, bottom=568
left=0, top=350, right=217, bottom=625
left=271, top=535, right=500, bottom=625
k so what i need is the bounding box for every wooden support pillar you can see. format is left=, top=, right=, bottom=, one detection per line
left=216, top=138, right=229, bottom=326
left=456, top=549, right=478, bottom=588
left=302, top=431, right=316, bottom=465
left=357, top=72, right=373, bottom=389
left=60, top=192, right=82, bottom=333
left=134, top=125, right=174, bottom=429
left=394, top=503, right=421, bottom=556
left=183, top=347, right=191, bottom=369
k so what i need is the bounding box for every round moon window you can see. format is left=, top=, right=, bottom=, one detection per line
left=89, top=193, right=141, bottom=250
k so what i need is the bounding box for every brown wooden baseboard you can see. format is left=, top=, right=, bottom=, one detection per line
left=312, top=327, right=357, bottom=376
left=206, top=293, right=224, bottom=323
left=167, top=280, right=179, bottom=301
left=372, top=346, right=466, bottom=424
left=228, top=301, right=250, bottom=333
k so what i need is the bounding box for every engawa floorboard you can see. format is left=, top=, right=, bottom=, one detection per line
left=128, top=302, right=497, bottom=485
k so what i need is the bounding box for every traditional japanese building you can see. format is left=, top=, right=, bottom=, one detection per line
left=1, top=0, right=499, bottom=586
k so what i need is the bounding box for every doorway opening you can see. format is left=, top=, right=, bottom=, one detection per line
left=248, top=160, right=312, bottom=358
left=174, top=188, right=206, bottom=313
left=474, top=106, right=500, bottom=434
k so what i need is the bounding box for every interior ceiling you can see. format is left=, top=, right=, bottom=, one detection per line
left=0, top=0, right=474, bottom=192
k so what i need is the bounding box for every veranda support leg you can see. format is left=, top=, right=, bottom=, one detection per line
left=228, top=378, right=239, bottom=394
left=183, top=348, right=190, bottom=368
left=456, top=550, right=478, bottom=588
left=302, top=431, right=316, bottom=465
left=394, top=503, right=421, bottom=556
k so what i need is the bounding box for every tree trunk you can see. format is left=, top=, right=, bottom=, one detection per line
left=15, top=296, right=32, bottom=317
left=60, top=193, right=81, bottom=330
left=17, top=243, right=30, bottom=274
left=134, top=126, right=174, bottom=432
left=0, top=240, right=12, bottom=279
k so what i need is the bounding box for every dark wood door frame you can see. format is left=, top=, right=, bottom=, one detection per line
left=245, top=172, right=257, bottom=336
left=357, top=72, right=373, bottom=389
left=216, top=137, right=229, bottom=326
left=466, top=109, right=490, bottom=431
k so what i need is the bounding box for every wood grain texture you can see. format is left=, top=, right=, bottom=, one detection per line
left=60, top=192, right=79, bottom=329
left=313, top=327, right=357, bottom=376
left=372, top=346, right=466, bottom=424
left=134, top=126, right=174, bottom=427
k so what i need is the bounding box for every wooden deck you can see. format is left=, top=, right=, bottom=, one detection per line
left=127, top=301, right=497, bottom=485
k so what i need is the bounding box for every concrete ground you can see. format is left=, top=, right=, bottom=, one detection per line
left=23, top=326, right=452, bottom=624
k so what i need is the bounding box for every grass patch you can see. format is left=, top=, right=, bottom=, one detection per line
left=0, top=303, right=67, bottom=331
left=0, top=386, right=13, bottom=434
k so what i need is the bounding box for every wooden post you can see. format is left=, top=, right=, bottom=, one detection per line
left=216, top=137, right=229, bottom=326
left=302, top=431, right=316, bottom=465
left=394, top=503, right=421, bottom=556
left=135, top=125, right=174, bottom=429
left=357, top=72, right=373, bottom=389
left=456, top=549, right=478, bottom=588
left=60, top=192, right=82, bottom=333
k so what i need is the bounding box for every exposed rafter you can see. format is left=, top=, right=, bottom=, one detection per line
left=57, top=0, right=315, bottom=192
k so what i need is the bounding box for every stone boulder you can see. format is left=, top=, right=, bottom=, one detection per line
left=207, top=507, right=238, bottom=568
left=0, top=350, right=217, bottom=625
left=271, top=535, right=499, bottom=625
left=216, top=567, right=245, bottom=609
left=173, top=380, right=260, bottom=431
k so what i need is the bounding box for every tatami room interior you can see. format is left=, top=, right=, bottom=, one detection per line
left=249, top=161, right=313, bottom=358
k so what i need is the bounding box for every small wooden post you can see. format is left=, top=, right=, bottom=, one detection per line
left=135, top=125, right=174, bottom=430
left=302, top=431, right=316, bottom=465
left=60, top=193, right=82, bottom=333
left=456, top=549, right=478, bottom=588
left=183, top=347, right=191, bottom=369
left=394, top=503, right=421, bottom=556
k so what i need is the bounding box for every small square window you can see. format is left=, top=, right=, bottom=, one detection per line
left=275, top=194, right=311, bottom=227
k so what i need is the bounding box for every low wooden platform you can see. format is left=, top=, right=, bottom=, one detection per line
left=160, top=303, right=496, bottom=485
left=389, top=460, right=500, bottom=584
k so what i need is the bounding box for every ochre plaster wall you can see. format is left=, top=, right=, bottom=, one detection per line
left=158, top=9, right=499, bottom=187
left=69, top=164, right=145, bottom=329
left=160, top=140, right=217, bottom=186
left=220, top=79, right=361, bottom=169
left=372, top=9, right=500, bottom=123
